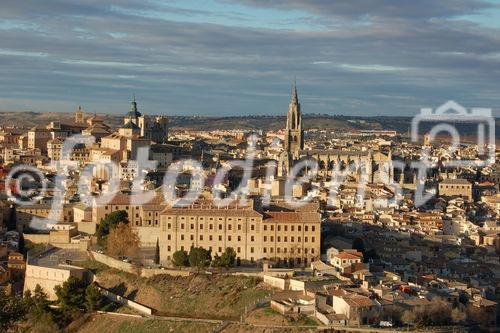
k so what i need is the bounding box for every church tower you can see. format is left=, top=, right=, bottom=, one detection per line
left=75, top=106, right=85, bottom=124
left=284, top=80, right=304, bottom=159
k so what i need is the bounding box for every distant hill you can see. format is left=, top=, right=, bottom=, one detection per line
left=0, top=110, right=497, bottom=139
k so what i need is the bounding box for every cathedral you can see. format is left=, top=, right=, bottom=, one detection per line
left=123, top=97, right=169, bottom=144
left=278, top=82, right=393, bottom=183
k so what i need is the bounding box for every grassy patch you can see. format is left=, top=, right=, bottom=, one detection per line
left=76, top=314, right=216, bottom=333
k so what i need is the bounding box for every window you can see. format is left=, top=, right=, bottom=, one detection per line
left=311, top=226, right=315, bottom=232
left=298, top=226, right=302, bottom=232
left=277, top=225, right=281, bottom=231
left=251, top=224, right=255, bottom=231
left=277, top=236, right=281, bottom=242
left=238, top=224, right=241, bottom=230
left=167, top=246, right=171, bottom=251
left=263, top=247, right=267, bottom=253
left=180, top=235, right=184, bottom=240
left=237, top=247, right=241, bottom=253
left=228, top=236, right=232, bottom=241
left=209, top=235, right=213, bottom=241
left=219, top=224, right=223, bottom=230
left=181, top=223, right=184, bottom=230
left=305, top=226, right=308, bottom=232
left=218, top=235, right=222, bottom=241
left=263, top=236, right=267, bottom=242
left=191, top=224, right=194, bottom=230
left=284, top=225, right=288, bottom=232
left=312, top=237, right=315, bottom=242
left=228, top=224, right=232, bottom=230
left=305, top=237, right=308, bottom=242
left=209, top=224, right=213, bottom=230
left=200, top=235, right=203, bottom=241
left=263, top=225, right=267, bottom=231
left=271, top=225, right=274, bottom=231
left=250, top=247, right=254, bottom=253
left=167, top=234, right=171, bottom=240
left=250, top=236, right=254, bottom=242
left=190, top=235, right=194, bottom=241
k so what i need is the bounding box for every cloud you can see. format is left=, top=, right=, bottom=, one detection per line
left=0, top=0, right=499, bottom=116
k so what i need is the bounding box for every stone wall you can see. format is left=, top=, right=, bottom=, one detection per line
left=90, top=251, right=137, bottom=274
left=263, top=274, right=289, bottom=290
left=98, top=286, right=153, bottom=315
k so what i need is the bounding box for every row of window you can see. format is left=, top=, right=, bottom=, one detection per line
left=263, top=247, right=315, bottom=254
left=166, top=234, right=316, bottom=243
left=167, top=245, right=255, bottom=254
left=264, top=235, right=315, bottom=243
left=173, top=216, right=257, bottom=223
left=163, top=222, right=256, bottom=232
left=263, top=225, right=316, bottom=232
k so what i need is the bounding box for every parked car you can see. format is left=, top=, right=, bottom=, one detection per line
left=379, top=321, right=393, bottom=328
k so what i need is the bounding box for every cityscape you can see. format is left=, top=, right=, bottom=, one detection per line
left=1, top=1, right=499, bottom=333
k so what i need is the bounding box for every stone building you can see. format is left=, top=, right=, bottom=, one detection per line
left=438, top=178, right=472, bottom=200
left=91, top=194, right=322, bottom=266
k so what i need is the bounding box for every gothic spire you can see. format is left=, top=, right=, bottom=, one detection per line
left=291, top=78, right=298, bottom=104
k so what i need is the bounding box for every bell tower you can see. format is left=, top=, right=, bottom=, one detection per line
left=284, top=80, right=304, bottom=159
left=75, top=106, right=85, bottom=124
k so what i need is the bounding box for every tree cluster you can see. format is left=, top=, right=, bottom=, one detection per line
left=96, top=210, right=128, bottom=247
left=171, top=247, right=236, bottom=271
left=0, top=278, right=104, bottom=332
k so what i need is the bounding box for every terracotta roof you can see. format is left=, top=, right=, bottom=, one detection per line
left=335, top=251, right=363, bottom=260
left=344, top=295, right=374, bottom=308
left=263, top=211, right=321, bottom=224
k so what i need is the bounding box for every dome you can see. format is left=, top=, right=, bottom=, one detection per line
left=121, top=121, right=140, bottom=130
left=126, top=97, right=142, bottom=118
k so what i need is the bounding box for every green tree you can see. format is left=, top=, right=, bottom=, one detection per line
left=189, top=247, right=212, bottom=271
left=363, top=248, right=379, bottom=262
left=211, top=254, right=223, bottom=270
left=7, top=204, right=16, bottom=231
left=30, top=284, right=51, bottom=316
left=220, top=247, right=236, bottom=270
left=0, top=289, right=26, bottom=331
left=84, top=284, right=103, bottom=312
left=96, top=210, right=128, bottom=246
left=54, top=276, right=87, bottom=313
left=18, top=232, right=25, bottom=255
left=172, top=250, right=189, bottom=268
left=154, top=238, right=160, bottom=265
left=352, top=238, right=365, bottom=253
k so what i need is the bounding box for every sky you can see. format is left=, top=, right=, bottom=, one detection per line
left=1, top=0, right=500, bottom=117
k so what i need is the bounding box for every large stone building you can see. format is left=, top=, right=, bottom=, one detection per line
left=91, top=194, right=321, bottom=266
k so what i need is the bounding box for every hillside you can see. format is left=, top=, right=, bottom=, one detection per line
left=1, top=110, right=498, bottom=136
left=95, top=269, right=272, bottom=320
